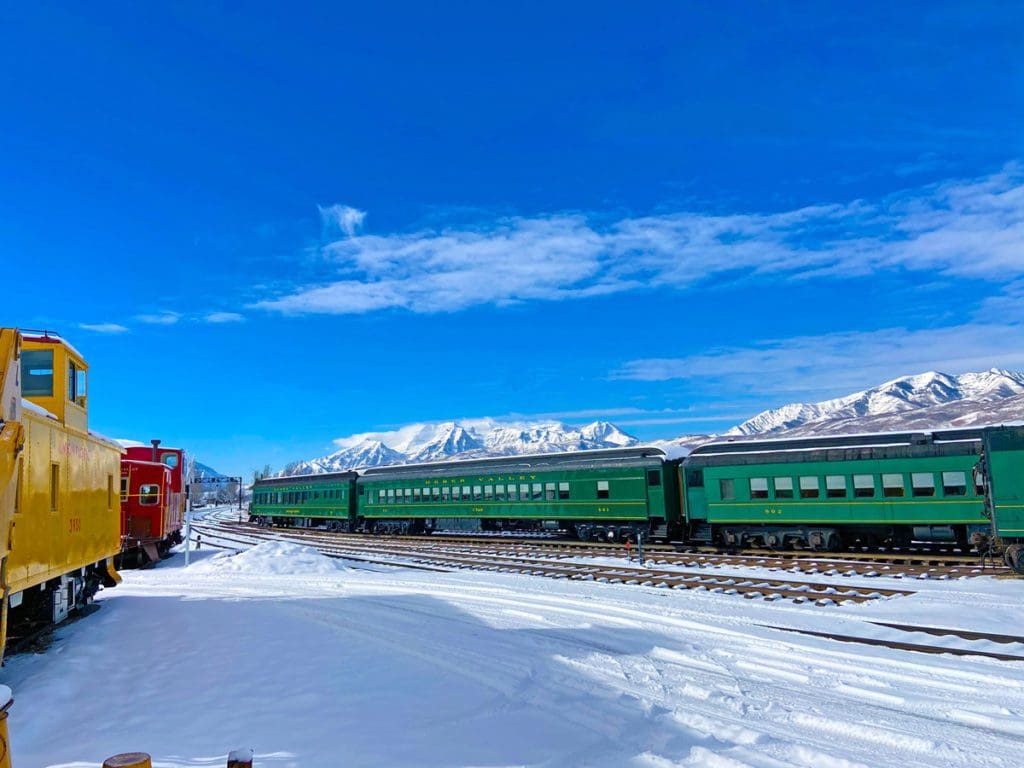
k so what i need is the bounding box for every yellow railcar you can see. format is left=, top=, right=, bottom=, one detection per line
left=0, top=329, right=120, bottom=661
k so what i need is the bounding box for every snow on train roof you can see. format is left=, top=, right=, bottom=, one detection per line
left=19, top=329, right=86, bottom=360
left=686, top=425, right=1016, bottom=458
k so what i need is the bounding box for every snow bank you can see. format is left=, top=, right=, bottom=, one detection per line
left=190, top=540, right=341, bottom=575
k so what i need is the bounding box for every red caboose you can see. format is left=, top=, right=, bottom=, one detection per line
left=118, top=441, right=186, bottom=566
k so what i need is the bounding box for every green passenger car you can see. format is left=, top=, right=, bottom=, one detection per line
left=357, top=447, right=679, bottom=540
left=249, top=471, right=358, bottom=529
left=982, top=426, right=1024, bottom=570
left=681, top=429, right=995, bottom=549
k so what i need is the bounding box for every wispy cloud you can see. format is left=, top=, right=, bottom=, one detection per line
left=319, top=203, right=366, bottom=237
left=254, top=166, right=1024, bottom=316
left=614, top=321, right=1024, bottom=397
left=136, top=311, right=180, bottom=325
left=203, top=312, right=245, bottom=323
left=79, top=322, right=129, bottom=334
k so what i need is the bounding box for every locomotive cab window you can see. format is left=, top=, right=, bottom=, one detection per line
left=750, top=477, right=768, bottom=500
left=882, top=473, right=905, bottom=498
left=66, top=361, right=87, bottom=406
left=799, top=476, right=820, bottom=499
left=826, top=475, right=847, bottom=498
left=596, top=480, right=610, bottom=499
left=719, top=478, right=735, bottom=501
left=911, top=472, right=936, bottom=497
left=139, top=484, right=160, bottom=505
left=774, top=477, right=794, bottom=499
left=22, top=349, right=55, bottom=397
left=854, top=474, right=875, bottom=497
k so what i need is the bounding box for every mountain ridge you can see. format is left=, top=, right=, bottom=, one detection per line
left=280, top=369, right=1024, bottom=475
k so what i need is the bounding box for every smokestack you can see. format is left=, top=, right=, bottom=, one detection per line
left=150, top=438, right=161, bottom=462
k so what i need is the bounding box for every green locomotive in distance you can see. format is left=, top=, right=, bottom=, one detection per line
left=248, top=425, right=1024, bottom=572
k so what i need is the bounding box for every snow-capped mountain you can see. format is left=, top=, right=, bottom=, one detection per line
left=284, top=440, right=405, bottom=476
left=281, top=420, right=640, bottom=475
left=727, top=369, right=1024, bottom=437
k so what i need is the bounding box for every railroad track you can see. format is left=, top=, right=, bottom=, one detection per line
left=192, top=517, right=913, bottom=605
left=219, top=520, right=1005, bottom=579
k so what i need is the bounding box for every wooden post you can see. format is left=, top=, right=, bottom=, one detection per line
left=102, top=754, right=152, bottom=768
left=227, top=747, right=254, bottom=767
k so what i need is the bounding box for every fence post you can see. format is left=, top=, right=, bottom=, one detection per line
left=102, top=754, right=152, bottom=768
left=227, top=747, right=254, bottom=767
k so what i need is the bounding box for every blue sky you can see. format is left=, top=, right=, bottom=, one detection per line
left=4, top=2, right=1023, bottom=476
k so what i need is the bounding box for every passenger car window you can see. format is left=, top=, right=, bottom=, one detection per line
left=911, top=472, right=935, bottom=497
left=799, top=476, right=820, bottom=499
left=750, top=477, right=768, bottom=500
left=774, top=477, right=794, bottom=499
left=882, top=474, right=905, bottom=498
left=597, top=480, right=610, bottom=499
left=942, top=471, right=967, bottom=496
left=719, top=479, right=735, bottom=501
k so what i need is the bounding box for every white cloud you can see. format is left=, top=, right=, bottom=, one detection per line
left=254, top=166, right=1024, bottom=316
left=78, top=322, right=129, bottom=334
left=204, top=312, right=245, bottom=323
left=136, top=311, right=180, bottom=325
left=614, top=321, right=1024, bottom=397
left=319, top=204, right=366, bottom=237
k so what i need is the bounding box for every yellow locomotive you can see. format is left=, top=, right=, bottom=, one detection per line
left=0, top=328, right=121, bottom=662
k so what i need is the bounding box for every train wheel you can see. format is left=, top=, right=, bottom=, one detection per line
left=1004, top=544, right=1024, bottom=575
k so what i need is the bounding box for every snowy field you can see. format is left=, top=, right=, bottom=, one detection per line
left=4, top=533, right=1024, bottom=768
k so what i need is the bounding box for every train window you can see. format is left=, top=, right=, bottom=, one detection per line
left=750, top=477, right=768, bottom=500
left=139, top=484, right=160, bottom=505
left=774, top=477, right=794, bottom=499
left=160, top=452, right=179, bottom=468
left=799, top=476, right=820, bottom=499
left=463, top=485, right=471, bottom=500
left=911, top=473, right=935, bottom=497
left=719, top=478, right=735, bottom=501
left=496, top=484, right=506, bottom=501
left=520, top=483, right=530, bottom=500
left=66, top=363, right=86, bottom=405
left=942, top=471, right=967, bottom=496
left=506, top=484, right=517, bottom=501
left=473, top=485, right=483, bottom=501
left=685, top=469, right=704, bottom=488
left=484, top=485, right=494, bottom=501
left=647, top=470, right=661, bottom=487
left=882, top=474, right=905, bottom=498
left=120, top=477, right=128, bottom=503
left=432, top=487, right=440, bottom=501
left=854, top=474, right=874, bottom=497
left=597, top=480, right=610, bottom=499
left=23, top=349, right=55, bottom=397
left=451, top=486, right=460, bottom=501
left=826, top=475, right=847, bottom=498
left=974, top=469, right=986, bottom=496
left=545, top=482, right=556, bottom=500
left=422, top=487, right=430, bottom=501
left=558, top=482, right=570, bottom=500
left=405, top=489, right=413, bottom=503
left=442, top=486, right=451, bottom=502
left=413, top=488, right=421, bottom=502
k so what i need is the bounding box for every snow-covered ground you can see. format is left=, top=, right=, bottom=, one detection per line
left=4, top=531, right=1023, bottom=768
